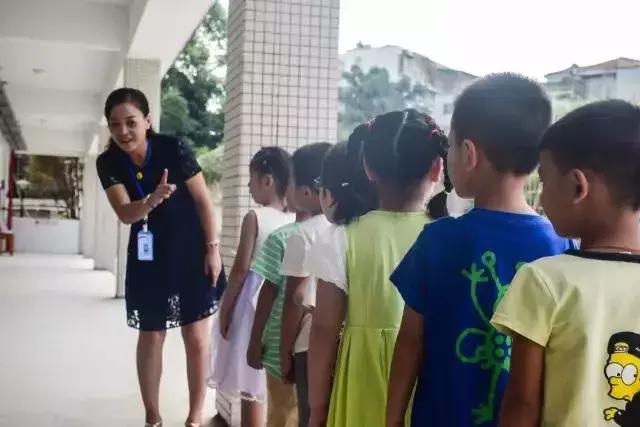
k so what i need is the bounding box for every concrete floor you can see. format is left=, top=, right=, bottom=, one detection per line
left=0, top=254, right=222, bottom=427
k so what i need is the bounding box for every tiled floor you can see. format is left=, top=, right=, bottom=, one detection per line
left=0, top=254, right=218, bottom=426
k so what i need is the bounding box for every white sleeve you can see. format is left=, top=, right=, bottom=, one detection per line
left=280, top=231, right=309, bottom=277
left=306, top=225, right=348, bottom=293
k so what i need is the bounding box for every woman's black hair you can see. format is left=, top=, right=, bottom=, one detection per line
left=249, top=146, right=292, bottom=198
left=104, top=88, right=155, bottom=149
left=318, top=137, right=378, bottom=224
left=361, top=109, right=450, bottom=191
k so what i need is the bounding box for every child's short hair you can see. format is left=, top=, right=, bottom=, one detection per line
left=362, top=109, right=447, bottom=188
left=541, top=99, right=640, bottom=210
left=319, top=137, right=378, bottom=224
left=249, top=146, right=292, bottom=198
left=451, top=73, right=552, bottom=175
left=292, top=142, right=332, bottom=189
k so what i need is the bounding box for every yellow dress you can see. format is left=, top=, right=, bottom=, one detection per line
left=328, top=211, right=428, bottom=427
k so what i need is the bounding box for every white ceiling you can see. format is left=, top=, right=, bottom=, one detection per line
left=0, top=0, right=212, bottom=157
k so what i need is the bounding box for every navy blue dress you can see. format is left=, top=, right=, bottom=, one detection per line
left=97, top=134, right=225, bottom=331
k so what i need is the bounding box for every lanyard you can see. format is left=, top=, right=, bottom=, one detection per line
left=126, top=140, right=152, bottom=199
left=126, top=141, right=152, bottom=226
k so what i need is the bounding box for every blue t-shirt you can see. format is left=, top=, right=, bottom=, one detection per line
left=390, top=208, right=573, bottom=427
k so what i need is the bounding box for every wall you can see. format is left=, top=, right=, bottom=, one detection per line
left=341, top=46, right=403, bottom=82
left=80, top=144, right=99, bottom=258
left=616, top=68, right=640, bottom=103
left=12, top=217, right=80, bottom=254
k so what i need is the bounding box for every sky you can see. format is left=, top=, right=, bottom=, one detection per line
left=220, top=0, right=640, bottom=80
left=338, top=0, right=640, bottom=79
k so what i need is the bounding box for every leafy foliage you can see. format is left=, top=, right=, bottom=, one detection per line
left=160, top=2, right=227, bottom=151
left=21, top=156, right=82, bottom=219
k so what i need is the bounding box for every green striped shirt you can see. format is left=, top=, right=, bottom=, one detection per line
left=250, top=222, right=300, bottom=378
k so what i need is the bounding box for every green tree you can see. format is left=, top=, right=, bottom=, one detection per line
left=339, top=65, right=432, bottom=140
left=160, top=2, right=226, bottom=150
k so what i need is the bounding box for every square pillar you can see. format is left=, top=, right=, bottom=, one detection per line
left=93, top=126, right=119, bottom=274
left=124, top=58, right=162, bottom=126
left=218, top=0, right=341, bottom=422
left=221, top=0, right=341, bottom=267
left=80, top=136, right=99, bottom=259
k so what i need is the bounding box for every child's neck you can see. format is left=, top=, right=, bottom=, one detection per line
left=295, top=211, right=311, bottom=222
left=262, top=198, right=287, bottom=212
left=580, top=210, right=640, bottom=253
left=473, top=174, right=535, bottom=214
left=378, top=185, right=427, bottom=213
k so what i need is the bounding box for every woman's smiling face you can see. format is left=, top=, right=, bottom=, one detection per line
left=108, top=102, right=151, bottom=153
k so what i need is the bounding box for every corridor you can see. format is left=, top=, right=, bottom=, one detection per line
left=0, top=254, right=217, bottom=426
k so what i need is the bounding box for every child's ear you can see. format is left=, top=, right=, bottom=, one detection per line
left=462, top=139, right=479, bottom=171
left=263, top=174, right=274, bottom=188
left=304, top=186, right=313, bottom=198
left=429, top=157, right=444, bottom=183
left=570, top=168, right=589, bottom=204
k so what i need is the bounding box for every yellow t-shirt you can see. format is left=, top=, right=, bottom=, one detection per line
left=491, top=251, right=640, bottom=426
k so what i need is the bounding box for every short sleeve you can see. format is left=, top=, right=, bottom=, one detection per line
left=251, top=231, right=286, bottom=285
left=96, top=151, right=123, bottom=190
left=175, top=139, right=202, bottom=182
left=491, top=263, right=558, bottom=347
left=390, top=227, right=431, bottom=314
left=280, top=232, right=309, bottom=277
left=306, top=226, right=347, bottom=293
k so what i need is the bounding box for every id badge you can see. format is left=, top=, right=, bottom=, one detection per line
left=137, top=229, right=154, bottom=261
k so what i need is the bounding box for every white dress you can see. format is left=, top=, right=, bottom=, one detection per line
left=208, top=207, right=294, bottom=400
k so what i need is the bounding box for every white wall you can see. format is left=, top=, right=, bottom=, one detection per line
left=80, top=152, right=98, bottom=258
left=12, top=217, right=80, bottom=254
left=341, top=46, right=403, bottom=82
left=616, top=68, right=640, bottom=104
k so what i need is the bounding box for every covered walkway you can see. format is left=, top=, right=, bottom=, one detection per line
left=0, top=254, right=217, bottom=426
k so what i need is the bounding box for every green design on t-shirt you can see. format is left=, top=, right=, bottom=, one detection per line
left=455, top=251, right=525, bottom=425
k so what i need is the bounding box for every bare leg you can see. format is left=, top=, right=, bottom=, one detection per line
left=182, top=318, right=212, bottom=425
left=137, top=330, right=167, bottom=424
left=241, top=398, right=265, bottom=427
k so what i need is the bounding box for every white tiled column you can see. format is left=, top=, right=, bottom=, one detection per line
left=218, top=0, right=340, bottom=423
left=93, top=126, right=119, bottom=274
left=221, top=0, right=340, bottom=267
left=115, top=58, right=162, bottom=297
left=80, top=141, right=99, bottom=259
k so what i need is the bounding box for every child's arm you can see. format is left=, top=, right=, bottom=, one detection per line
left=386, top=305, right=424, bottom=427
left=280, top=275, right=307, bottom=381
left=219, top=211, right=258, bottom=338
left=308, top=279, right=346, bottom=427
left=498, top=334, right=544, bottom=427
left=247, top=280, right=277, bottom=370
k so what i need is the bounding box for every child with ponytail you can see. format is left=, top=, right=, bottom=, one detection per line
left=306, top=110, right=446, bottom=427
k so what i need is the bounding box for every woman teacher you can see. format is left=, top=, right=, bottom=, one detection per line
left=97, top=88, right=225, bottom=427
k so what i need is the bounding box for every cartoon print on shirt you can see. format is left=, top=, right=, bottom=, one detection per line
left=604, top=332, right=640, bottom=426
left=455, top=251, right=524, bottom=425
